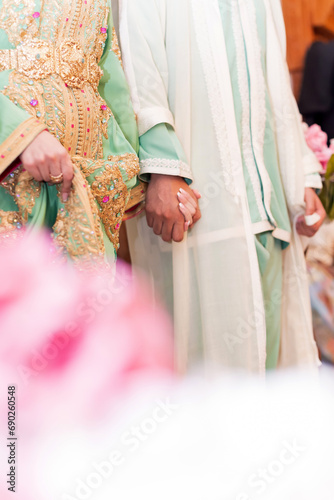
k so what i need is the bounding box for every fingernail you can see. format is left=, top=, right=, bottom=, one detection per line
left=179, top=188, right=185, bottom=194
left=62, top=193, right=69, bottom=203
left=179, top=203, right=184, bottom=209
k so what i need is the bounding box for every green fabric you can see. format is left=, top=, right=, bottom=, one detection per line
left=0, top=2, right=139, bottom=259
left=0, top=89, right=34, bottom=152
left=218, top=0, right=291, bottom=240
left=138, top=0, right=291, bottom=244
left=139, top=123, right=192, bottom=184
left=255, top=232, right=283, bottom=370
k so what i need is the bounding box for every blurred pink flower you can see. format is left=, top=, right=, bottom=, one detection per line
left=0, top=232, right=174, bottom=429
left=304, top=123, right=334, bottom=173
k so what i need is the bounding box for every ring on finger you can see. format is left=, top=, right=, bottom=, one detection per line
left=50, top=173, right=64, bottom=184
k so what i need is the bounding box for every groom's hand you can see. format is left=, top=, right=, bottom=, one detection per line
left=146, top=174, right=201, bottom=243
left=296, top=187, right=326, bottom=237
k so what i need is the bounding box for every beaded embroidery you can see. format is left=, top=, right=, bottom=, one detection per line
left=0, top=1, right=138, bottom=259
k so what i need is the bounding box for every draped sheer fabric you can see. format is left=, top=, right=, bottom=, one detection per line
left=118, top=0, right=320, bottom=373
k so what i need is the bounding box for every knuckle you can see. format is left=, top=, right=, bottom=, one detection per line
left=174, top=234, right=184, bottom=243
left=163, top=210, right=173, bottom=221
left=23, top=160, right=34, bottom=170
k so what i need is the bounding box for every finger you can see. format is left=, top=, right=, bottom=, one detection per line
left=179, top=203, right=193, bottom=225
left=23, top=162, right=43, bottom=182
left=49, top=157, right=63, bottom=184
left=61, top=156, right=74, bottom=203
left=184, top=221, right=191, bottom=232
left=192, top=205, right=201, bottom=224
left=177, top=194, right=196, bottom=216
left=181, top=186, right=200, bottom=206
left=192, top=189, right=202, bottom=200
left=305, top=190, right=316, bottom=216
left=153, top=218, right=163, bottom=236
left=146, top=211, right=154, bottom=228
left=38, top=158, right=50, bottom=183
left=172, top=221, right=185, bottom=243
left=161, top=221, right=174, bottom=242
left=297, top=221, right=316, bottom=238
left=178, top=188, right=197, bottom=210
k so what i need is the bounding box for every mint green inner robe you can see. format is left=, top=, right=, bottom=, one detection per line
left=138, top=0, right=300, bottom=368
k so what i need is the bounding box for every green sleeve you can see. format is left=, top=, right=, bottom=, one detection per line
left=0, top=92, right=46, bottom=175
left=97, top=12, right=139, bottom=190
left=139, top=123, right=193, bottom=184
left=98, top=14, right=139, bottom=156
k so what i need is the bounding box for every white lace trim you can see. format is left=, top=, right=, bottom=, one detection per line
left=231, top=2, right=267, bottom=220
left=140, top=158, right=193, bottom=179
left=239, top=1, right=275, bottom=223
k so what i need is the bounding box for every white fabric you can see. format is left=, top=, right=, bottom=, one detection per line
left=119, top=0, right=320, bottom=373
left=140, top=158, right=193, bottom=180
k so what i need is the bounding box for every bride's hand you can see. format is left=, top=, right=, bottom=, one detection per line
left=19, top=130, right=74, bottom=202
left=177, top=188, right=201, bottom=231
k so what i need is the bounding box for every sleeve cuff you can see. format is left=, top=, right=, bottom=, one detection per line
left=305, top=173, right=323, bottom=190
left=139, top=158, right=194, bottom=183
left=137, top=107, right=175, bottom=136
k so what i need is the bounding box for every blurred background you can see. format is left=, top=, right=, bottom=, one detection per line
left=280, top=0, right=334, bottom=365
left=282, top=0, right=334, bottom=97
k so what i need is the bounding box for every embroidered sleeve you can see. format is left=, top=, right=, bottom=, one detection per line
left=139, top=123, right=193, bottom=183
left=0, top=109, right=46, bottom=175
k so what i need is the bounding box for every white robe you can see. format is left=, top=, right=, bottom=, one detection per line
left=118, top=0, right=321, bottom=374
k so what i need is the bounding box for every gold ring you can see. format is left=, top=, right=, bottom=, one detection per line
left=50, top=173, right=63, bottom=184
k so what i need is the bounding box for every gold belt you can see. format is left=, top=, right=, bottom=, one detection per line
left=0, top=38, right=103, bottom=90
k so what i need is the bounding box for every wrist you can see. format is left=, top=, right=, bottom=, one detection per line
left=150, top=173, right=187, bottom=184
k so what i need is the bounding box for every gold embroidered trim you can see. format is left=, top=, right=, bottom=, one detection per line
left=15, top=169, right=41, bottom=221
left=76, top=153, right=139, bottom=250
left=0, top=117, right=46, bottom=173
left=0, top=39, right=104, bottom=91
left=125, top=181, right=146, bottom=211
left=0, top=167, right=40, bottom=236
left=2, top=70, right=112, bottom=161
left=0, top=210, right=23, bottom=234
left=53, top=162, right=106, bottom=260
left=0, top=0, right=39, bottom=46
left=111, top=27, right=123, bottom=66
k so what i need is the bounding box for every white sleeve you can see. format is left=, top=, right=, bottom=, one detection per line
left=119, top=0, right=175, bottom=136
left=268, top=0, right=322, bottom=188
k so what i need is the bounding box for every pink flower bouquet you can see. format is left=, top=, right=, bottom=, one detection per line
left=304, top=123, right=334, bottom=219
left=304, top=123, right=334, bottom=174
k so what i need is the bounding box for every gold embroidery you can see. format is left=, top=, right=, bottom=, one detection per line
left=1, top=168, right=21, bottom=197
left=0, top=0, right=39, bottom=46
left=15, top=169, right=41, bottom=221
left=2, top=70, right=110, bottom=160
left=0, top=168, right=40, bottom=234
left=53, top=162, right=106, bottom=261
left=0, top=210, right=23, bottom=234
left=76, top=153, right=139, bottom=250
left=111, top=27, right=122, bottom=66
left=0, top=1, right=138, bottom=262
left=0, top=39, right=103, bottom=90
